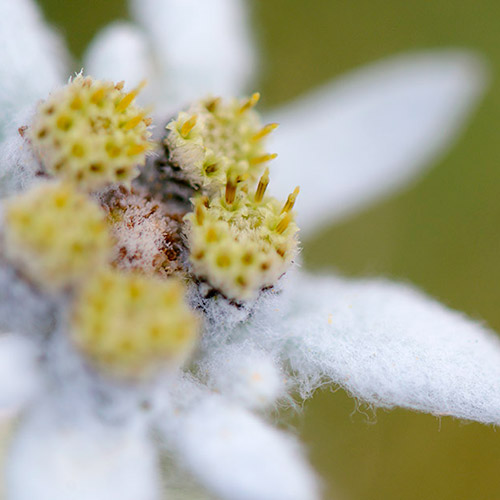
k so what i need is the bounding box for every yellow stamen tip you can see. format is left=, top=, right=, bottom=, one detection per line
left=181, top=115, right=198, bottom=138
left=250, top=153, right=278, bottom=166
left=239, top=92, right=260, bottom=114
left=251, top=123, right=279, bottom=142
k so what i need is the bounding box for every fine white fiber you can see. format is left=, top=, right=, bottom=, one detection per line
left=244, top=271, right=500, bottom=424
left=128, top=0, right=256, bottom=107
left=161, top=392, right=320, bottom=500
left=268, top=49, right=488, bottom=235
left=0, top=334, right=40, bottom=414
left=5, top=407, right=161, bottom=500
left=195, top=341, right=286, bottom=410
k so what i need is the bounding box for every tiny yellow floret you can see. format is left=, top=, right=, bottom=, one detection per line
left=3, top=182, right=113, bottom=288
left=71, top=269, right=199, bottom=378
left=165, top=94, right=278, bottom=191
left=29, top=75, right=153, bottom=190
left=185, top=174, right=300, bottom=301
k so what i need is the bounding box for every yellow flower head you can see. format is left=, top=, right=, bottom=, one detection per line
left=29, top=75, right=153, bottom=190
left=165, top=94, right=278, bottom=191
left=3, top=182, right=113, bottom=288
left=71, top=269, right=199, bottom=378
left=185, top=168, right=300, bottom=301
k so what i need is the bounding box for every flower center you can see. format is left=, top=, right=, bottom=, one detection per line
left=29, top=75, right=153, bottom=190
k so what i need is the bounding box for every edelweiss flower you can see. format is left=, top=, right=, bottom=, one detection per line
left=0, top=1, right=498, bottom=500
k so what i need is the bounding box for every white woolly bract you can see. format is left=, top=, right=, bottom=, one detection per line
left=161, top=393, right=319, bottom=500
left=268, top=50, right=488, bottom=235
left=5, top=409, right=161, bottom=500
left=0, top=0, right=67, bottom=138
left=0, top=334, right=40, bottom=414
left=196, top=342, right=285, bottom=410
left=84, top=21, right=154, bottom=99
left=128, top=0, right=255, bottom=107
left=242, top=271, right=500, bottom=424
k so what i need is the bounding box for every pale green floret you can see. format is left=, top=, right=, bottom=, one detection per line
left=185, top=172, right=299, bottom=301
left=29, top=75, right=153, bottom=190
left=3, top=182, right=113, bottom=289
left=71, top=269, right=199, bottom=378
left=165, top=94, right=278, bottom=191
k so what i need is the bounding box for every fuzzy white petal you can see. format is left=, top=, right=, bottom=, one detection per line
left=245, top=271, right=500, bottom=424
left=84, top=22, right=154, bottom=93
left=0, top=334, right=40, bottom=414
left=129, top=0, right=256, bottom=108
left=196, top=342, right=285, bottom=410
left=0, top=0, right=68, bottom=138
left=162, top=393, right=319, bottom=500
left=6, top=410, right=161, bottom=500
left=268, top=50, right=487, bottom=235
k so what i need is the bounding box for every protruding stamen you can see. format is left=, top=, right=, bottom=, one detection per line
left=127, top=144, right=148, bottom=156
left=225, top=176, right=237, bottom=204
left=281, top=186, right=300, bottom=214
left=250, top=153, right=277, bottom=165
left=255, top=168, right=270, bottom=203
left=116, top=80, right=146, bottom=112
left=252, top=123, right=279, bottom=142
left=195, top=197, right=208, bottom=224
left=123, top=114, right=145, bottom=130
left=276, top=212, right=293, bottom=234
left=239, top=92, right=260, bottom=114
left=180, top=115, right=197, bottom=138
left=206, top=97, right=221, bottom=113
left=115, top=81, right=125, bottom=91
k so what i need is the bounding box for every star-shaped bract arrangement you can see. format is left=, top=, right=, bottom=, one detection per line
left=0, top=1, right=499, bottom=500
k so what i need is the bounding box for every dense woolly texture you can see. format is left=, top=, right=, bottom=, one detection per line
left=161, top=391, right=320, bottom=500
left=268, top=50, right=488, bottom=235
left=0, top=334, right=40, bottom=413
left=84, top=22, right=154, bottom=94
left=71, top=269, right=199, bottom=378
left=195, top=342, right=285, bottom=410
left=128, top=0, right=256, bottom=107
left=228, top=271, right=500, bottom=424
left=29, top=75, right=153, bottom=190
left=0, top=110, right=44, bottom=198
left=3, top=182, right=113, bottom=289
left=0, top=0, right=67, bottom=139
left=0, top=261, right=57, bottom=337
left=5, top=409, right=161, bottom=500
left=185, top=184, right=299, bottom=301
left=102, top=187, right=184, bottom=276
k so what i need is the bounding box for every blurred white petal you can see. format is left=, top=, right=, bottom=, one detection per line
left=6, top=410, right=161, bottom=500
left=248, top=271, right=500, bottom=424
left=162, top=393, right=319, bottom=500
left=129, top=0, right=256, bottom=109
left=0, top=0, right=68, bottom=138
left=196, top=342, right=285, bottom=410
left=0, top=334, right=39, bottom=414
left=268, top=50, right=487, bottom=236
left=84, top=21, right=154, bottom=93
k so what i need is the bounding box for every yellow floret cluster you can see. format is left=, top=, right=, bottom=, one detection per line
left=3, top=182, right=113, bottom=289
left=185, top=169, right=300, bottom=301
left=71, top=269, right=199, bottom=378
left=29, top=75, right=153, bottom=190
left=165, top=94, right=278, bottom=191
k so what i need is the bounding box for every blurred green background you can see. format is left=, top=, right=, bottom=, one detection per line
left=37, top=1, right=500, bottom=499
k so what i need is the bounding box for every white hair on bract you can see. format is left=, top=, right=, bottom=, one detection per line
left=5, top=406, right=161, bottom=500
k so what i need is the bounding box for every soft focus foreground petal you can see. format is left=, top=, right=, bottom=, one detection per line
left=161, top=390, right=319, bottom=500
left=247, top=271, right=500, bottom=424
left=195, top=342, right=286, bottom=410
left=0, top=334, right=39, bottom=414
left=129, top=0, right=256, bottom=108
left=84, top=22, right=154, bottom=94
left=0, top=0, right=68, bottom=138
left=5, top=410, right=161, bottom=500
left=268, top=50, right=487, bottom=236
